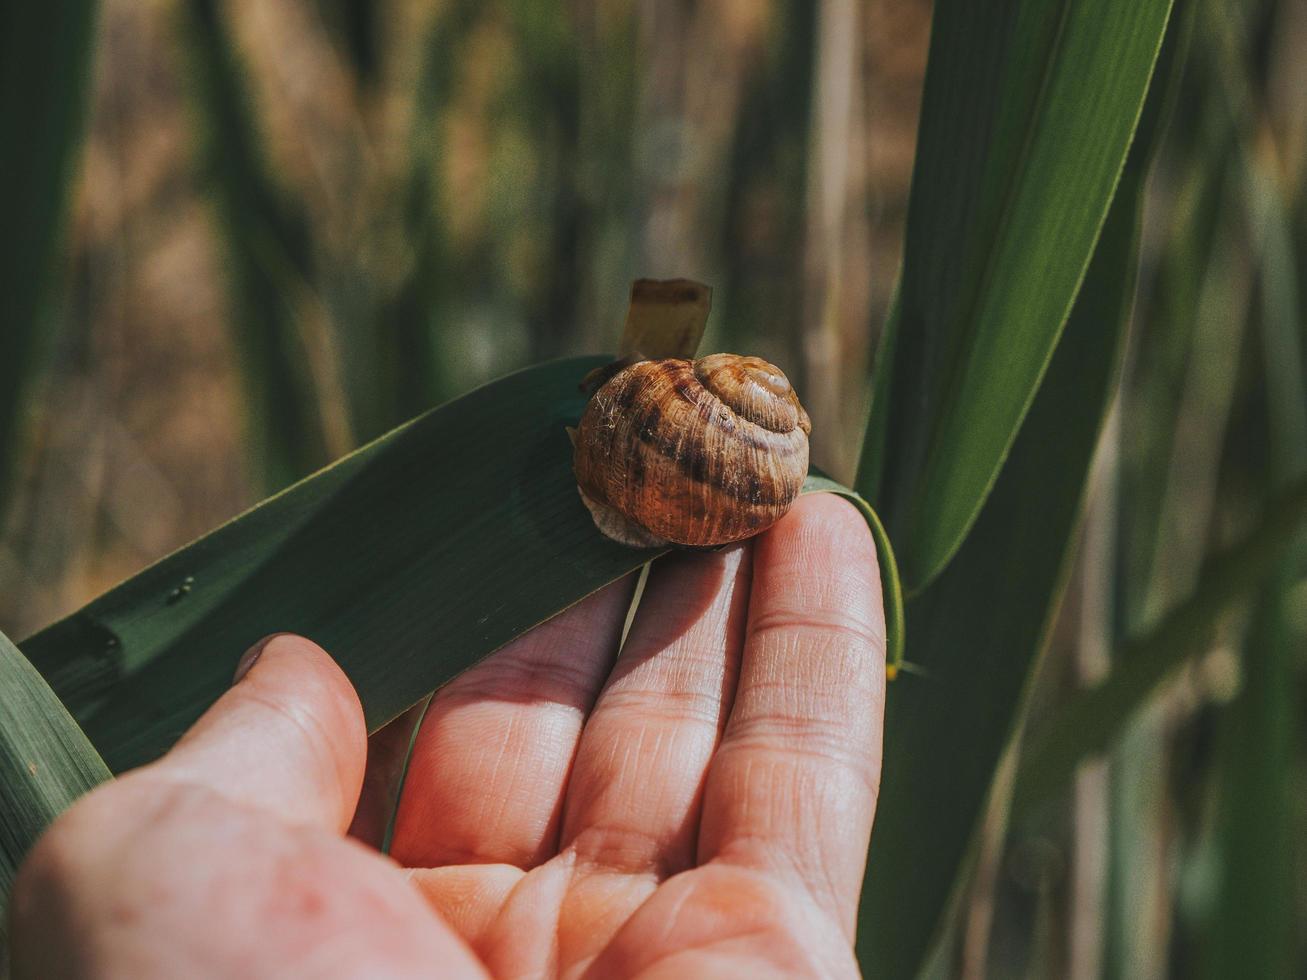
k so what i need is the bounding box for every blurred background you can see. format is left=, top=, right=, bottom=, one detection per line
left=1, top=0, right=1305, bottom=976
left=0, top=0, right=925, bottom=633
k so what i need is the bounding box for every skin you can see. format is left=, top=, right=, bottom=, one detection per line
left=9, top=494, right=885, bottom=978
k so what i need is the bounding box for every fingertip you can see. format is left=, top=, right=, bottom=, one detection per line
left=159, top=634, right=368, bottom=831
left=231, top=631, right=282, bottom=683
left=245, top=632, right=367, bottom=755
left=237, top=633, right=366, bottom=739
left=769, top=493, right=882, bottom=593
left=781, top=491, right=876, bottom=542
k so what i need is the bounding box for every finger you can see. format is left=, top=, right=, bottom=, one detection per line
left=147, top=633, right=367, bottom=832
left=697, top=494, right=885, bottom=936
left=560, top=544, right=751, bottom=878
left=390, top=576, right=636, bottom=868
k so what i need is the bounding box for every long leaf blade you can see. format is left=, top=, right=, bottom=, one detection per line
left=0, top=630, right=111, bottom=945
left=859, top=0, right=1173, bottom=590
left=852, top=0, right=1198, bottom=953
left=22, top=356, right=901, bottom=773
left=857, top=164, right=1144, bottom=978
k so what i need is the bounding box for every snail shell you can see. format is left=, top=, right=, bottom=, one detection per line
left=573, top=353, right=811, bottom=548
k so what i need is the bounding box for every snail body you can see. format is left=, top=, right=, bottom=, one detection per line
left=573, top=353, right=811, bottom=548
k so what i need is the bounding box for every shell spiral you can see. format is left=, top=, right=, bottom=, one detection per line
left=573, top=354, right=811, bottom=547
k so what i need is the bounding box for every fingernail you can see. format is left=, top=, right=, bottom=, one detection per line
left=233, top=633, right=286, bottom=684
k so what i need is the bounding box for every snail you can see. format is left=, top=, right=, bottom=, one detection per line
left=573, top=353, right=811, bottom=548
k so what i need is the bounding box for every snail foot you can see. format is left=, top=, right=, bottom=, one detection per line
left=577, top=486, right=668, bottom=549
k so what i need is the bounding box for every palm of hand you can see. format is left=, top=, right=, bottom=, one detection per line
left=379, top=495, right=884, bottom=977
left=11, top=496, right=883, bottom=980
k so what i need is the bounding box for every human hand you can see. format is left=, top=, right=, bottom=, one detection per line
left=10, top=494, right=885, bottom=978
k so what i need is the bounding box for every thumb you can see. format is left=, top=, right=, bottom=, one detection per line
left=147, top=633, right=367, bottom=832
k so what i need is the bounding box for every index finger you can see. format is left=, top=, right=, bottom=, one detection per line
left=695, top=493, right=886, bottom=938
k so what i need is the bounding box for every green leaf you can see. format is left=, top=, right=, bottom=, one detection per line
left=0, top=629, right=111, bottom=946
left=857, top=166, right=1144, bottom=979
left=1011, top=476, right=1307, bottom=816
left=853, top=0, right=1196, bottom=956
left=1012, top=0, right=1307, bottom=830
left=858, top=0, right=1174, bottom=591
left=22, top=356, right=901, bottom=774
left=0, top=0, right=99, bottom=515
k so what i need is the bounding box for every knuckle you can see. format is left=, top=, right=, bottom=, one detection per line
left=565, top=821, right=670, bottom=877
left=595, top=685, right=724, bottom=730
left=721, top=718, right=879, bottom=796
left=747, top=607, right=885, bottom=661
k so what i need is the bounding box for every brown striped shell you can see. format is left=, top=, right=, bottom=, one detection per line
left=573, top=354, right=811, bottom=548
